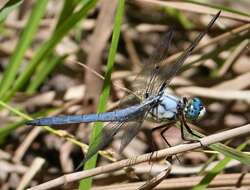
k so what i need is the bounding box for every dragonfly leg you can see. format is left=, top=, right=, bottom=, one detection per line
left=180, top=118, right=204, bottom=147
left=148, top=123, right=168, bottom=163
left=180, top=120, right=193, bottom=141
left=159, top=125, right=173, bottom=148
left=183, top=120, right=205, bottom=147
left=184, top=121, right=201, bottom=138
left=151, top=122, right=180, bottom=162
left=159, top=125, right=182, bottom=163
left=151, top=122, right=175, bottom=147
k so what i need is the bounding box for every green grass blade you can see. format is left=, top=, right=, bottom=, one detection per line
left=55, top=0, right=79, bottom=29
left=27, top=0, right=80, bottom=93
left=209, top=143, right=250, bottom=165
left=189, top=128, right=250, bottom=166
left=79, top=0, right=125, bottom=189
left=0, top=100, right=30, bottom=143
left=3, top=0, right=98, bottom=101
left=0, top=0, right=48, bottom=98
left=179, top=121, right=250, bottom=167
left=0, top=100, right=30, bottom=120
left=27, top=0, right=91, bottom=94
left=0, top=0, right=23, bottom=23
left=0, top=100, right=89, bottom=152
left=164, top=7, right=193, bottom=29
left=191, top=124, right=250, bottom=166
left=0, top=120, right=25, bottom=144
left=192, top=142, right=247, bottom=190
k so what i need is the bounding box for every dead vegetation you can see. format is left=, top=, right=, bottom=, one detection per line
left=0, top=0, right=250, bottom=189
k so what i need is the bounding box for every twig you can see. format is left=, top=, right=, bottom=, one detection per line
left=218, top=39, right=249, bottom=77
left=17, top=157, right=45, bottom=190
left=83, top=0, right=119, bottom=108
left=138, top=161, right=171, bottom=190
left=13, top=128, right=42, bottom=162
left=72, top=60, right=136, bottom=96
left=27, top=123, right=250, bottom=190
left=177, top=87, right=250, bottom=102
left=91, top=173, right=250, bottom=190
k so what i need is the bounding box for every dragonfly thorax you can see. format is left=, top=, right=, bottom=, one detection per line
left=184, top=97, right=206, bottom=122
left=149, top=92, right=206, bottom=123
left=149, top=93, right=182, bottom=122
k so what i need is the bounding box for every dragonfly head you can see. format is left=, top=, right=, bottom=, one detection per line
left=184, top=97, right=206, bottom=122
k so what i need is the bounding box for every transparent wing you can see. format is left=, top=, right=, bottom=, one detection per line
left=81, top=108, right=150, bottom=166
left=74, top=121, right=125, bottom=170
left=113, top=28, right=174, bottom=109
left=119, top=116, right=144, bottom=154
left=83, top=121, right=124, bottom=163
left=119, top=106, right=151, bottom=153
left=134, top=11, right=220, bottom=98
left=155, top=11, right=221, bottom=94
left=107, top=31, right=174, bottom=150
left=132, top=29, right=174, bottom=98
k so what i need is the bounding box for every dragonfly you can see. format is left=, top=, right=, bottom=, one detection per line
left=27, top=11, right=220, bottom=166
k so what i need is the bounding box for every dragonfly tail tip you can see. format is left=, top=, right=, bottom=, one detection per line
left=26, top=120, right=38, bottom=126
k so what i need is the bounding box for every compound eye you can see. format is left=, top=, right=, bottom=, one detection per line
left=185, top=97, right=206, bottom=121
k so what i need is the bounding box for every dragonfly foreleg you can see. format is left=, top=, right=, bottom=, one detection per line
left=184, top=120, right=201, bottom=138
left=180, top=115, right=201, bottom=144
left=152, top=122, right=183, bottom=163
left=147, top=123, right=170, bottom=163
left=152, top=123, right=174, bottom=147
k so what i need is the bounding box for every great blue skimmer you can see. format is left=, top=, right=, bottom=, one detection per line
left=27, top=11, right=220, bottom=165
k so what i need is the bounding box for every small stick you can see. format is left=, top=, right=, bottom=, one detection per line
left=27, top=123, right=250, bottom=190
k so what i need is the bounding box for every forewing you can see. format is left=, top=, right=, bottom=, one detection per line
left=127, top=12, right=220, bottom=101
left=132, top=30, right=174, bottom=98
left=156, top=11, right=221, bottom=93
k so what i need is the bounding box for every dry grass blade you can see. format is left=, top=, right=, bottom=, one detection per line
left=83, top=0, right=119, bottom=108
left=1, top=1, right=249, bottom=189
left=73, top=60, right=135, bottom=96
left=13, top=128, right=42, bottom=162
left=213, top=72, right=250, bottom=90
left=17, top=157, right=45, bottom=190
left=177, top=87, right=250, bottom=101
left=91, top=173, right=250, bottom=190
left=218, top=39, right=249, bottom=77
left=137, top=161, right=171, bottom=190
left=161, top=23, right=250, bottom=68
left=27, top=124, right=250, bottom=190
left=135, top=0, right=250, bottom=22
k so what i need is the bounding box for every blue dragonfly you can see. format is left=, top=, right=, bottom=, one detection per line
left=27, top=12, right=220, bottom=165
